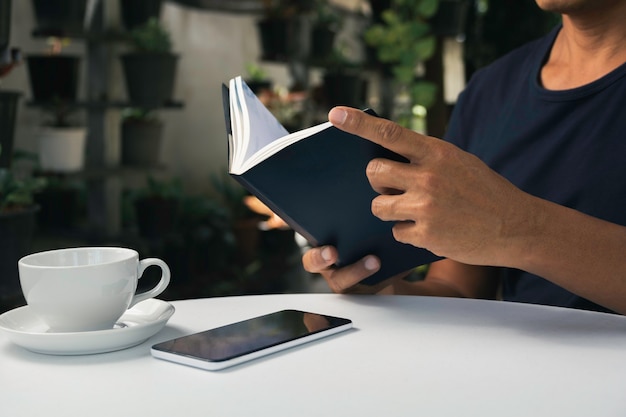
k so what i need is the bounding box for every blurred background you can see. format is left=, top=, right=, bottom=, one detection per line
left=0, top=0, right=559, bottom=312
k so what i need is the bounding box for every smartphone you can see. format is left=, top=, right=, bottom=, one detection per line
left=151, top=309, right=353, bottom=371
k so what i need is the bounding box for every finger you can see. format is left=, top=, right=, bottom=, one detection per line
left=341, top=267, right=413, bottom=295
left=323, top=255, right=381, bottom=294
left=267, top=215, right=289, bottom=229
left=392, top=222, right=444, bottom=256
left=366, top=158, right=415, bottom=194
left=301, top=246, right=338, bottom=273
left=371, top=194, right=418, bottom=222
left=391, top=221, right=430, bottom=251
left=243, top=196, right=273, bottom=216
left=328, top=107, right=433, bottom=162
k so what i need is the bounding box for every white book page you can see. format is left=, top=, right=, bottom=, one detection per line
left=229, top=78, right=248, bottom=171
left=234, top=76, right=288, bottom=165
left=230, top=76, right=336, bottom=175
left=240, top=122, right=332, bottom=172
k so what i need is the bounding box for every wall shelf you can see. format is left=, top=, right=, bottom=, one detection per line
left=28, top=1, right=183, bottom=239
left=27, top=99, right=185, bottom=110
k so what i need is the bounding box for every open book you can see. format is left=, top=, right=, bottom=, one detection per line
left=223, top=76, right=439, bottom=285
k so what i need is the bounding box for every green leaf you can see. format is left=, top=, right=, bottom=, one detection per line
left=130, top=17, right=172, bottom=53
left=364, top=25, right=385, bottom=46
left=411, top=81, right=438, bottom=108
left=414, top=35, right=437, bottom=61
left=392, top=66, right=415, bottom=84
left=417, top=0, right=440, bottom=18
left=407, top=20, right=430, bottom=39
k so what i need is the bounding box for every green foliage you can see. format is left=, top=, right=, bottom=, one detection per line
left=209, top=171, right=256, bottom=222
left=0, top=170, right=46, bottom=212
left=121, top=107, right=160, bottom=123
left=323, top=42, right=362, bottom=72
left=245, top=63, right=268, bottom=82
left=0, top=146, right=47, bottom=213
left=42, top=98, right=78, bottom=127
left=410, top=81, right=438, bottom=109
left=179, top=193, right=235, bottom=248
left=312, top=0, right=342, bottom=29
left=134, top=175, right=183, bottom=200
left=128, top=17, right=173, bottom=53
left=364, top=0, right=439, bottom=110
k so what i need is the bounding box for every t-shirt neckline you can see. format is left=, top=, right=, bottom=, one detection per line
left=532, top=25, right=626, bottom=101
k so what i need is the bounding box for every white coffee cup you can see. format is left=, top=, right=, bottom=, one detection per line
left=18, top=247, right=171, bottom=332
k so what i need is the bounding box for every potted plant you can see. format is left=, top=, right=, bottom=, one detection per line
left=1, top=0, right=21, bottom=169
left=0, top=145, right=47, bottom=310
left=208, top=172, right=300, bottom=294
left=258, top=84, right=307, bottom=133
left=0, top=46, right=21, bottom=169
left=256, top=0, right=303, bottom=62
left=120, top=17, right=179, bottom=109
left=209, top=172, right=263, bottom=265
left=244, top=62, right=272, bottom=95
left=23, top=36, right=85, bottom=174
left=36, top=99, right=86, bottom=173
left=321, top=45, right=366, bottom=109
left=364, top=0, right=439, bottom=125
left=120, top=107, right=164, bottom=167
left=26, top=38, right=81, bottom=104
left=119, top=0, right=163, bottom=31
left=177, top=191, right=234, bottom=285
left=31, top=0, right=88, bottom=37
left=130, top=175, right=184, bottom=239
left=309, top=0, right=342, bottom=65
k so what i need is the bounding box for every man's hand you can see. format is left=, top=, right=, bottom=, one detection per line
left=328, top=106, right=536, bottom=268
left=301, top=245, right=405, bottom=294
left=243, top=196, right=289, bottom=230
left=302, top=106, right=536, bottom=295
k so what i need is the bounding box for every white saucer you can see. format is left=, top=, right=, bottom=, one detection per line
left=0, top=298, right=175, bottom=355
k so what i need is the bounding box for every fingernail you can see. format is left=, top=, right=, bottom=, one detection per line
left=364, top=256, right=380, bottom=271
left=321, top=246, right=333, bottom=261
left=329, top=108, right=347, bottom=125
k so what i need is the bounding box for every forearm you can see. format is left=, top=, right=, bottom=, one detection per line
left=386, top=262, right=500, bottom=299
left=388, top=279, right=464, bottom=297
left=505, top=196, right=626, bottom=314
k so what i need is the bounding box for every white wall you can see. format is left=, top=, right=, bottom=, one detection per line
left=159, top=2, right=291, bottom=192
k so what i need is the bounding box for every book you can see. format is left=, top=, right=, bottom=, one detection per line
left=223, top=76, right=439, bottom=285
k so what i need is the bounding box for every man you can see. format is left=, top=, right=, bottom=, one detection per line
left=302, top=0, right=626, bottom=315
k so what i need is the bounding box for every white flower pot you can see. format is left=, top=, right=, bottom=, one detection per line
left=37, top=126, right=86, bottom=173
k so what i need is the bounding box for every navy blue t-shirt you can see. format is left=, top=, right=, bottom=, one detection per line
left=444, top=26, right=626, bottom=313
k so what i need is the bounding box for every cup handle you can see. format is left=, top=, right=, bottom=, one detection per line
left=129, top=258, right=171, bottom=308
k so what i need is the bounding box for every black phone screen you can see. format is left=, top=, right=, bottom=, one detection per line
left=152, top=309, right=352, bottom=362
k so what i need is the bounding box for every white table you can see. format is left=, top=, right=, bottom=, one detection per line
left=2, top=293, right=626, bottom=417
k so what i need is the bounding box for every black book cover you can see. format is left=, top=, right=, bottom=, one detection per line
left=223, top=81, right=440, bottom=285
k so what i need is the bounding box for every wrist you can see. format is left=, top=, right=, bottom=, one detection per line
left=494, top=192, right=549, bottom=270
